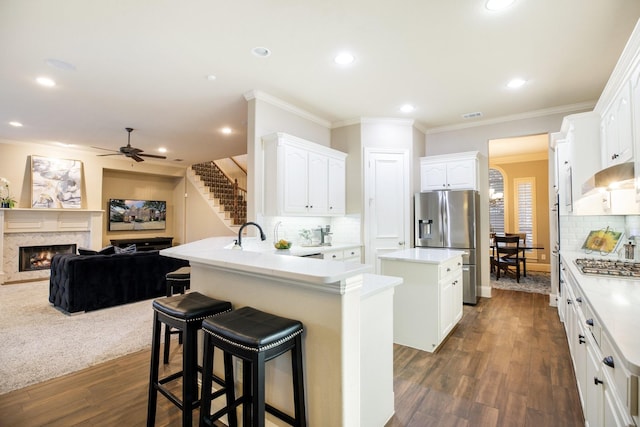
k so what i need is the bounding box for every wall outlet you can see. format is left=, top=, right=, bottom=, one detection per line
left=541, top=254, right=546, bottom=260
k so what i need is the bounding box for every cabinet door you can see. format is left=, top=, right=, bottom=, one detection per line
left=307, top=152, right=328, bottom=214
left=604, top=82, right=633, bottom=167
left=421, top=161, right=447, bottom=191
left=446, top=159, right=476, bottom=190
left=631, top=63, right=640, bottom=200
left=586, top=342, right=604, bottom=427
left=452, top=268, right=463, bottom=324
left=328, top=157, right=346, bottom=215
left=439, top=275, right=454, bottom=339
left=282, top=144, right=309, bottom=214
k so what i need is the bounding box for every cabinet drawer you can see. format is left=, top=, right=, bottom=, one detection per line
left=438, top=257, right=461, bottom=280
left=583, top=303, right=602, bottom=348
left=343, top=247, right=361, bottom=263
left=324, top=250, right=344, bottom=261
left=602, top=332, right=638, bottom=417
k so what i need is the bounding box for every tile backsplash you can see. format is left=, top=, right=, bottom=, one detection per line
left=560, top=214, right=640, bottom=254
left=259, top=214, right=361, bottom=245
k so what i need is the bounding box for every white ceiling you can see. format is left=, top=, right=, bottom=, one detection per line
left=1, top=1, right=639, bottom=165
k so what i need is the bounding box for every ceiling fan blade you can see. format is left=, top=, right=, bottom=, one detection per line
left=130, top=154, right=145, bottom=162
left=139, top=153, right=167, bottom=159
left=97, top=153, right=121, bottom=157
left=92, top=146, right=119, bottom=153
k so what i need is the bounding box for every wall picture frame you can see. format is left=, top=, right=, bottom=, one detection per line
left=31, top=155, right=83, bottom=208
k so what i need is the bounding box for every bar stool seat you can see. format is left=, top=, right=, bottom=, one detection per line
left=163, top=266, right=191, bottom=363
left=200, top=306, right=306, bottom=427
left=147, top=291, right=232, bottom=427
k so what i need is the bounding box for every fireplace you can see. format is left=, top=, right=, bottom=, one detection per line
left=19, top=244, right=77, bottom=272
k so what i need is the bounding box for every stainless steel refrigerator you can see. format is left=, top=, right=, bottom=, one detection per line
left=415, top=190, right=479, bottom=304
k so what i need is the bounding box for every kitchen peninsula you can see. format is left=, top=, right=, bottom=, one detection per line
left=161, top=236, right=401, bottom=426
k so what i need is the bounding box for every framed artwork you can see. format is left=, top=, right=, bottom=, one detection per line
left=31, top=155, right=83, bottom=208
left=582, top=228, right=623, bottom=254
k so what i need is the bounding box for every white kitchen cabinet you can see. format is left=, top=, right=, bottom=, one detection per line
left=263, top=133, right=347, bottom=217
left=420, top=152, right=478, bottom=191
left=560, top=256, right=637, bottom=427
left=601, top=81, right=633, bottom=167
left=631, top=61, right=640, bottom=201
left=324, top=246, right=361, bottom=263
left=559, top=112, right=601, bottom=201
left=328, top=156, right=346, bottom=214
left=379, top=249, right=463, bottom=353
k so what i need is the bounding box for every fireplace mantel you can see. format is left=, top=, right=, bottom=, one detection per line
left=0, top=209, right=104, bottom=284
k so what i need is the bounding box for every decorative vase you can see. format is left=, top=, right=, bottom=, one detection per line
left=0, top=202, right=9, bottom=208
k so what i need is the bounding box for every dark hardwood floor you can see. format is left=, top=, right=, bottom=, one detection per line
left=0, top=288, right=583, bottom=427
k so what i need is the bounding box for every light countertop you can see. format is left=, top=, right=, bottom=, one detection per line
left=561, top=251, right=640, bottom=374
left=161, top=237, right=372, bottom=291
left=378, top=247, right=466, bottom=264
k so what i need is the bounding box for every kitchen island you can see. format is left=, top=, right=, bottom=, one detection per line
left=379, top=248, right=466, bottom=352
left=161, top=236, right=401, bottom=426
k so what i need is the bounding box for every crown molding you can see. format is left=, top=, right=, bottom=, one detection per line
left=425, top=101, right=596, bottom=135
left=243, top=90, right=331, bottom=128
left=331, top=117, right=415, bottom=129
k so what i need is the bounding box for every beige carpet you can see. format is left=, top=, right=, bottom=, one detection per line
left=0, top=280, right=157, bottom=395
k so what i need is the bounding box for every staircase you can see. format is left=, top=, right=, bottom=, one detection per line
left=189, top=161, right=247, bottom=226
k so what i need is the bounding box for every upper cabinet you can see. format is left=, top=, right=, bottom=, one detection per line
left=561, top=112, right=601, bottom=199
left=601, top=80, right=633, bottom=167
left=420, top=151, right=478, bottom=191
left=263, top=132, right=347, bottom=217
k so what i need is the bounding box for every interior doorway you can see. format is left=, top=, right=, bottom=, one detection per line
left=488, top=133, right=551, bottom=273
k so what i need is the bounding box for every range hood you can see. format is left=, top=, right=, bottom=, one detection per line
left=582, top=162, right=635, bottom=195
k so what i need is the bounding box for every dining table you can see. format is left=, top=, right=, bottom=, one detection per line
left=489, top=234, right=544, bottom=277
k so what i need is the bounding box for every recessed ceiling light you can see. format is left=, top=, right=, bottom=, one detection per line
left=507, top=77, right=527, bottom=88
left=9, top=121, right=23, bottom=127
left=206, top=74, right=217, bottom=81
left=486, top=0, right=516, bottom=11
left=252, top=47, right=271, bottom=58
left=36, top=76, right=56, bottom=87
left=400, top=104, right=416, bottom=113
left=221, top=127, right=232, bottom=135
left=158, top=147, right=167, bottom=153
left=334, top=52, right=355, bottom=65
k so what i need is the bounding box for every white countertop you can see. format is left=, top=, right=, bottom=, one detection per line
left=161, top=237, right=372, bottom=290
left=378, top=247, right=466, bottom=264
left=361, top=273, right=403, bottom=299
left=561, top=250, right=640, bottom=374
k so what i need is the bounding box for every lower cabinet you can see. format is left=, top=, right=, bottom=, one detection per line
left=561, top=259, right=637, bottom=427
left=323, top=247, right=361, bottom=263
left=380, top=254, right=463, bottom=353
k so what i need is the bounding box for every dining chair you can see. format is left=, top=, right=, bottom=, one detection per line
left=506, top=232, right=527, bottom=277
left=494, top=235, right=522, bottom=283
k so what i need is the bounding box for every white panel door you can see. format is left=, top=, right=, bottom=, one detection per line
left=282, top=144, right=309, bottom=214
left=307, top=151, right=328, bottom=214
left=365, top=149, right=409, bottom=272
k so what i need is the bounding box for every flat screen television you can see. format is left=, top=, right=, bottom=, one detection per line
left=108, top=199, right=166, bottom=231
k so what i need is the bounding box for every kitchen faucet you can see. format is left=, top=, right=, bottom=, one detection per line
left=237, top=222, right=266, bottom=248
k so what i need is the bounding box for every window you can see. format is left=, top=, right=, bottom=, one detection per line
left=489, top=168, right=504, bottom=235
left=514, top=177, right=537, bottom=256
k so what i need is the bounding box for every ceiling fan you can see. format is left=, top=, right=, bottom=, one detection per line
left=93, top=128, right=167, bottom=162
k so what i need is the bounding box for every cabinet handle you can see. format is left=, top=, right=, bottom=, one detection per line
left=594, top=377, right=604, bottom=386
left=578, top=334, right=585, bottom=344
left=603, top=356, right=615, bottom=368
left=576, top=297, right=582, bottom=303
left=329, top=206, right=333, bottom=210
left=586, top=318, right=594, bottom=327
left=446, top=267, right=451, bottom=272
left=567, top=299, right=572, bottom=305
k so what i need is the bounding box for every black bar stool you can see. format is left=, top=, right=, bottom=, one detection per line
left=164, top=266, right=191, bottom=363
left=199, top=306, right=306, bottom=427
left=147, top=291, right=232, bottom=427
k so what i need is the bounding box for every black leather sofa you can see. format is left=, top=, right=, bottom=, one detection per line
left=49, top=250, right=189, bottom=313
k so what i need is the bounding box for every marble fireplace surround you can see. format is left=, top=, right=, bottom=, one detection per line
left=0, top=209, right=103, bottom=284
